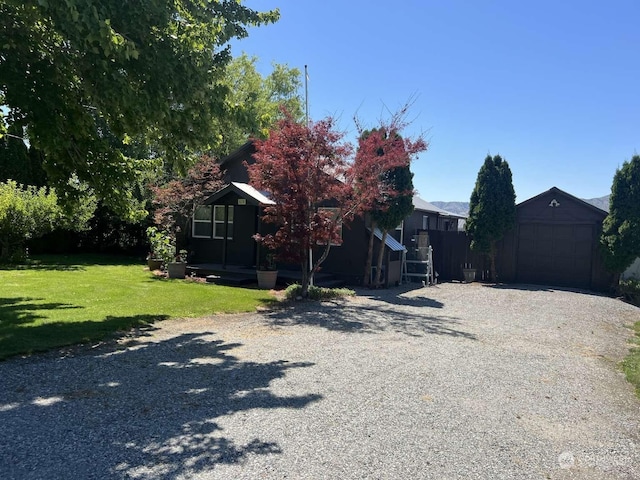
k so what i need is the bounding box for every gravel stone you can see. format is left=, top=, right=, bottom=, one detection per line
left=0, top=283, right=639, bottom=479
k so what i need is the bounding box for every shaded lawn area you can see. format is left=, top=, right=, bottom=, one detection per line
left=0, top=255, right=276, bottom=360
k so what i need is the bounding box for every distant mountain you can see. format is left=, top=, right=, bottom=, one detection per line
left=430, top=201, right=469, bottom=216
left=583, top=195, right=610, bottom=212
left=431, top=195, right=610, bottom=216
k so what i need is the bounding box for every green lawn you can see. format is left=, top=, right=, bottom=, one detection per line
left=0, top=255, right=276, bottom=360
left=622, top=320, right=640, bottom=398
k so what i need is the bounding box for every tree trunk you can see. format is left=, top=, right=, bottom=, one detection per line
left=300, top=259, right=310, bottom=298
left=301, top=244, right=333, bottom=298
left=374, top=229, right=388, bottom=287
left=363, top=221, right=377, bottom=286
left=489, top=241, right=497, bottom=282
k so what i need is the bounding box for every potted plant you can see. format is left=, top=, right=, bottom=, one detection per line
left=146, top=227, right=174, bottom=271
left=256, top=252, right=278, bottom=289
left=167, top=249, right=188, bottom=279
left=462, top=263, right=476, bottom=283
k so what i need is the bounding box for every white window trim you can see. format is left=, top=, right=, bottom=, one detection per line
left=213, top=205, right=233, bottom=240
left=192, top=205, right=212, bottom=238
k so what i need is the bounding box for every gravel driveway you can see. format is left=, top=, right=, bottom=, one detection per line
left=1, top=283, right=639, bottom=479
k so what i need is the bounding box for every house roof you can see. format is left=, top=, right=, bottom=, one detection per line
left=413, top=195, right=467, bottom=219
left=372, top=228, right=407, bottom=252
left=517, top=186, right=607, bottom=216
left=204, top=182, right=275, bottom=206
left=218, top=140, right=255, bottom=168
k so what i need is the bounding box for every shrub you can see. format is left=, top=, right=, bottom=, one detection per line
left=619, top=279, right=640, bottom=307
left=284, top=283, right=355, bottom=301
left=0, top=180, right=94, bottom=262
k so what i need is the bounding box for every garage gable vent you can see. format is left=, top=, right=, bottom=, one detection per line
left=549, top=199, right=560, bottom=207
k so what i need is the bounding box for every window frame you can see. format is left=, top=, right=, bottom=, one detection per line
left=212, top=205, right=234, bottom=240
left=192, top=205, right=213, bottom=238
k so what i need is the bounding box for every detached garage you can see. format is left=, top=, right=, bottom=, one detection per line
left=499, top=187, right=613, bottom=291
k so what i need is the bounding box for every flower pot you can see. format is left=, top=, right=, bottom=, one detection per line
left=462, top=268, right=476, bottom=283
left=167, top=262, right=186, bottom=279
left=256, top=270, right=278, bottom=289
left=147, top=258, right=163, bottom=271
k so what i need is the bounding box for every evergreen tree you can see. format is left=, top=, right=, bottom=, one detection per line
left=600, top=154, right=640, bottom=272
left=465, top=154, right=516, bottom=281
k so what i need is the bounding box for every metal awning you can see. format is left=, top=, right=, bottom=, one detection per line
left=371, top=228, right=407, bottom=252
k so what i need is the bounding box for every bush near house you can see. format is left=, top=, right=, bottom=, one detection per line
left=619, top=279, right=640, bottom=307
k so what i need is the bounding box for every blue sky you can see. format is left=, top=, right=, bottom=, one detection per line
left=232, top=1, right=639, bottom=202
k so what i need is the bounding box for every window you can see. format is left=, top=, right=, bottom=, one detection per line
left=213, top=205, right=233, bottom=239
left=422, top=215, right=430, bottom=230
left=192, top=205, right=212, bottom=238
left=318, top=207, right=342, bottom=246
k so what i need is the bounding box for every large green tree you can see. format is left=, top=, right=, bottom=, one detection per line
left=601, top=154, right=640, bottom=273
left=0, top=127, right=47, bottom=187
left=0, top=1, right=278, bottom=219
left=465, top=154, right=516, bottom=281
left=212, top=54, right=303, bottom=158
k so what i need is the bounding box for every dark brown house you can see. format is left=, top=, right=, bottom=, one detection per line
left=187, top=141, right=407, bottom=285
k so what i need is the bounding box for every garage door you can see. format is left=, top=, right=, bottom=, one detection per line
left=517, top=223, right=594, bottom=288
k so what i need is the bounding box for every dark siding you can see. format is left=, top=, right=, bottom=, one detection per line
left=189, top=196, right=259, bottom=267
left=429, top=231, right=484, bottom=281
left=516, top=223, right=594, bottom=288
left=222, top=156, right=250, bottom=183
left=512, top=188, right=612, bottom=290
left=320, top=217, right=369, bottom=284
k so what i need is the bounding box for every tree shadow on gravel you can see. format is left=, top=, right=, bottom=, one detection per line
left=265, top=299, right=476, bottom=340
left=354, top=283, right=444, bottom=307
left=482, top=282, right=610, bottom=298
left=0, top=332, right=321, bottom=479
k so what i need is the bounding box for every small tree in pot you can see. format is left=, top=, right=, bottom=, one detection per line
left=146, top=227, right=175, bottom=270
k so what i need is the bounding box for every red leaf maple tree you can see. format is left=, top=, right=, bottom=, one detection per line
left=151, top=155, right=224, bottom=248
left=352, top=107, right=428, bottom=286
left=250, top=108, right=427, bottom=296
left=249, top=113, right=352, bottom=296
